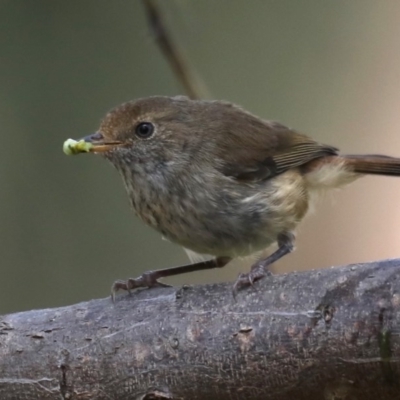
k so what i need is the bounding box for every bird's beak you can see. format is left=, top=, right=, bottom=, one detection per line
left=63, top=132, right=124, bottom=155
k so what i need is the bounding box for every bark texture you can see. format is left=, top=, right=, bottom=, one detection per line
left=0, top=259, right=400, bottom=400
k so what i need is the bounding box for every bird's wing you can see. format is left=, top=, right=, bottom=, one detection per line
left=217, top=124, right=338, bottom=182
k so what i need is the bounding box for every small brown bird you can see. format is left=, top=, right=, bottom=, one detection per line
left=64, top=96, right=400, bottom=298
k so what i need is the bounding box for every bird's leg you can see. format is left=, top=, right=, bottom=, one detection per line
left=112, top=256, right=231, bottom=301
left=233, top=232, right=295, bottom=295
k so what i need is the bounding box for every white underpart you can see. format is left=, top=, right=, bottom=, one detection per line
left=184, top=248, right=213, bottom=263
left=184, top=247, right=264, bottom=270
left=305, top=160, right=359, bottom=189
left=305, top=160, right=360, bottom=211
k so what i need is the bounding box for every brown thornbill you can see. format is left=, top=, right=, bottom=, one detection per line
left=64, top=96, right=400, bottom=299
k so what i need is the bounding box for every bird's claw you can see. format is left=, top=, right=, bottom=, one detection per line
left=232, top=265, right=271, bottom=299
left=111, top=271, right=172, bottom=302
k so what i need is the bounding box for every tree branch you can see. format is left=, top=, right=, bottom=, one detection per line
left=142, top=0, right=207, bottom=100
left=1, top=259, right=400, bottom=399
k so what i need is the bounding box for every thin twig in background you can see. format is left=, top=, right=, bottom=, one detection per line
left=142, top=0, right=208, bottom=100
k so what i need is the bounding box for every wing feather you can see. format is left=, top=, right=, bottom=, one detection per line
left=214, top=113, right=338, bottom=182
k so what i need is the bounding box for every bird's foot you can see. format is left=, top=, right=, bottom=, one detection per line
left=232, top=264, right=272, bottom=298
left=111, top=270, right=172, bottom=302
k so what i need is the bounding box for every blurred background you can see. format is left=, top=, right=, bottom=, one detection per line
left=1, top=0, right=400, bottom=314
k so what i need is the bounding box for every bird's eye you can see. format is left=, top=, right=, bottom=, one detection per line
left=135, top=122, right=154, bottom=139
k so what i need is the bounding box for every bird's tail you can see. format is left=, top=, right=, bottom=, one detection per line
left=341, top=154, right=400, bottom=176
left=303, top=154, right=400, bottom=190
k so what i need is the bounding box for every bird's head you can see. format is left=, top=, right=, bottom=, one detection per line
left=64, top=96, right=224, bottom=174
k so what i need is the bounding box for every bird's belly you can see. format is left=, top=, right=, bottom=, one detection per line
left=130, top=170, right=309, bottom=257
left=161, top=210, right=279, bottom=257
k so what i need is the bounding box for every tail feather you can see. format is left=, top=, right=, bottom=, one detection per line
left=303, top=154, right=400, bottom=191
left=343, top=154, right=400, bottom=176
